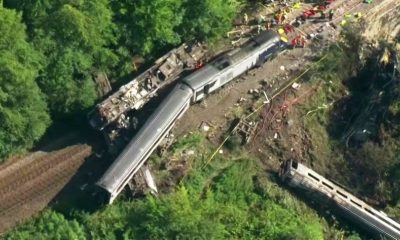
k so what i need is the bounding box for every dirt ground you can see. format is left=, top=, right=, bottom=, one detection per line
left=176, top=0, right=392, bottom=137
left=175, top=47, right=311, bottom=136
left=0, top=0, right=398, bottom=235
left=175, top=0, right=400, bottom=177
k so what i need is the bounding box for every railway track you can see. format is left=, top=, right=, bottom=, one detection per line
left=199, top=0, right=399, bottom=170
left=298, top=0, right=378, bottom=36
left=0, top=0, right=397, bottom=235
left=0, top=145, right=92, bottom=234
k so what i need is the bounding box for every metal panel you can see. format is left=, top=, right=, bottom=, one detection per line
left=182, top=65, right=220, bottom=91
left=183, top=30, right=280, bottom=94
left=281, top=160, right=400, bottom=239
left=97, top=84, right=193, bottom=197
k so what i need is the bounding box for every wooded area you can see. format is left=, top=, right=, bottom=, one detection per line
left=1, top=0, right=400, bottom=238
left=5, top=130, right=371, bottom=239
left=0, top=0, right=242, bottom=159
left=297, top=27, right=400, bottom=208
left=4, top=134, right=334, bottom=240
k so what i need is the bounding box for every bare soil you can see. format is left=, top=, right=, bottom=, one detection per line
left=176, top=0, right=387, bottom=137
left=174, top=0, right=399, bottom=177
left=0, top=0, right=397, bottom=236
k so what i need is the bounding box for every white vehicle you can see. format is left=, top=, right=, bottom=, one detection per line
left=281, top=159, right=400, bottom=239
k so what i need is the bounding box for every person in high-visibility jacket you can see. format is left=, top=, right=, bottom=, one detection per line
left=329, top=9, right=334, bottom=21
left=293, top=2, right=301, bottom=9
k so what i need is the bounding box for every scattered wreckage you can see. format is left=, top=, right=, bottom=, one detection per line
left=88, top=42, right=207, bottom=150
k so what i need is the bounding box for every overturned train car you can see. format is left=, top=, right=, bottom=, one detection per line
left=280, top=160, right=400, bottom=239
left=97, top=30, right=282, bottom=203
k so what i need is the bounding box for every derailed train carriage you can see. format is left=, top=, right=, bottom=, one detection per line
left=97, top=30, right=283, bottom=203
left=280, top=160, right=400, bottom=239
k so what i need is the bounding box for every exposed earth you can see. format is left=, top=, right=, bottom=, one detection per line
left=0, top=0, right=399, bottom=235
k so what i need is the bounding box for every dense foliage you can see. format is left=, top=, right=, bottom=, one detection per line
left=7, top=211, right=86, bottom=240
left=299, top=26, right=400, bottom=206
left=181, top=0, right=241, bottom=42
left=6, top=0, right=117, bottom=115
left=0, top=7, right=50, bottom=158
left=2, top=1, right=399, bottom=238
left=6, top=134, right=325, bottom=239
left=0, top=0, right=243, bottom=158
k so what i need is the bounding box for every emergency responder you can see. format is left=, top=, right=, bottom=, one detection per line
left=320, top=11, right=326, bottom=20
left=329, top=9, right=334, bottom=21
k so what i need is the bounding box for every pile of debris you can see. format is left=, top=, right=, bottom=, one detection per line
left=88, top=42, right=207, bottom=132
left=88, top=42, right=207, bottom=152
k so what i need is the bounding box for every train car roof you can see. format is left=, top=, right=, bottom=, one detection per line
left=182, top=64, right=220, bottom=91
left=97, top=84, right=193, bottom=194
left=183, top=30, right=280, bottom=91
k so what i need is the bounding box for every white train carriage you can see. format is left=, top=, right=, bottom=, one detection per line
left=183, top=30, right=281, bottom=102
left=280, top=160, right=400, bottom=239
left=97, top=84, right=193, bottom=203
left=97, top=31, right=283, bottom=203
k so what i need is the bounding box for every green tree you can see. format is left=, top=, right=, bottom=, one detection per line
left=36, top=0, right=117, bottom=115
left=3, top=0, right=55, bottom=32
left=5, top=210, right=86, bottom=240
left=181, top=0, right=242, bottom=42
left=6, top=0, right=118, bottom=115
left=7, top=154, right=325, bottom=240
left=111, top=0, right=184, bottom=56
left=0, top=7, right=50, bottom=158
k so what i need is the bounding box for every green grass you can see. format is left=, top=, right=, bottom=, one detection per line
left=6, top=133, right=328, bottom=240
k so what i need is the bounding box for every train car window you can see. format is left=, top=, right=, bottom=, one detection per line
left=196, top=89, right=204, bottom=97
left=212, top=57, right=230, bottom=70
left=322, top=181, right=334, bottom=190
left=331, top=179, right=353, bottom=193
left=204, top=81, right=216, bottom=94
left=336, top=190, right=348, bottom=199
left=308, top=173, right=320, bottom=182
left=242, top=40, right=259, bottom=52
left=291, top=161, right=298, bottom=169
left=350, top=199, right=362, bottom=208
left=364, top=208, right=376, bottom=216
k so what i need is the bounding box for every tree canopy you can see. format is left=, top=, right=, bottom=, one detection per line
left=2, top=0, right=243, bottom=116
left=0, top=7, right=50, bottom=158
left=0, top=0, right=243, bottom=157
left=34, top=0, right=117, bottom=115
left=181, top=0, right=242, bottom=42
left=5, top=210, right=86, bottom=240
left=111, top=0, right=184, bottom=56
left=6, top=159, right=325, bottom=240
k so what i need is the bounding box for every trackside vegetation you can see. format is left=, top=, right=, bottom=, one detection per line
left=5, top=133, right=327, bottom=240
left=297, top=26, right=400, bottom=209
left=1, top=0, right=399, bottom=238
left=0, top=0, right=244, bottom=159
left=0, top=7, right=50, bottom=158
